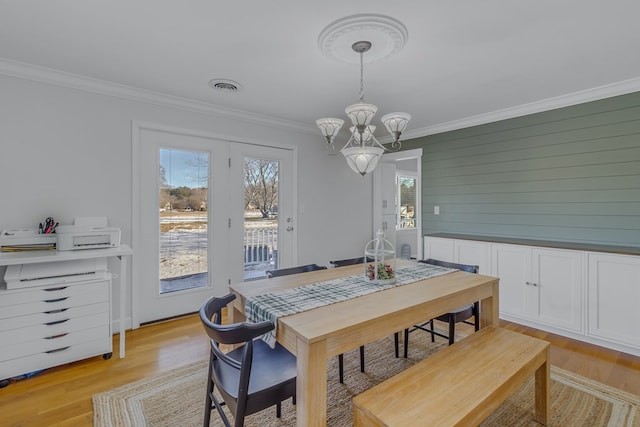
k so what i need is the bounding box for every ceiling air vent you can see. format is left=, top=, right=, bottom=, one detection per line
left=208, top=79, right=242, bottom=93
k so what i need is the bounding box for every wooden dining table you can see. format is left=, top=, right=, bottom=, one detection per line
left=229, top=260, right=500, bottom=427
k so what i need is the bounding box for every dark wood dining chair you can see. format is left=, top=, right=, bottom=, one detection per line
left=328, top=256, right=374, bottom=383
left=328, top=256, right=373, bottom=267
left=395, top=258, right=480, bottom=358
left=199, top=294, right=296, bottom=427
left=265, top=263, right=327, bottom=278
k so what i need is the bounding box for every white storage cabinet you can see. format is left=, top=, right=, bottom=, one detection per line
left=424, top=237, right=454, bottom=263
left=424, top=236, right=490, bottom=274
left=491, top=244, right=583, bottom=333
left=587, top=252, right=640, bottom=349
left=424, top=235, right=639, bottom=356
left=0, top=277, right=112, bottom=380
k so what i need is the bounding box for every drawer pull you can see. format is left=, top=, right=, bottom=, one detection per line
left=45, top=319, right=70, bottom=326
left=44, top=297, right=69, bottom=303
left=46, top=346, right=70, bottom=354
left=45, top=333, right=69, bottom=339
left=44, top=286, right=68, bottom=292
left=44, top=308, right=69, bottom=314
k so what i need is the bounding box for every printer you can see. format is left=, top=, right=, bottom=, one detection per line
left=56, top=225, right=121, bottom=251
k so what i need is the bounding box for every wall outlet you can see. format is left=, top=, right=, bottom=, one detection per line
left=434, top=206, right=440, bottom=215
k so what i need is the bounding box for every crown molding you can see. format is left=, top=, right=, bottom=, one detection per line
left=2, top=57, right=639, bottom=140
left=403, top=77, right=640, bottom=139
left=0, top=57, right=316, bottom=135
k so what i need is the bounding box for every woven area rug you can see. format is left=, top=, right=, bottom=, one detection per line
left=93, top=332, right=639, bottom=427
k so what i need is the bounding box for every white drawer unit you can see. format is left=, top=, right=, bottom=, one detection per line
left=0, top=244, right=132, bottom=387
left=0, top=277, right=112, bottom=380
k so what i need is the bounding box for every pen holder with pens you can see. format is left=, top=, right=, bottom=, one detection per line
left=39, top=217, right=58, bottom=234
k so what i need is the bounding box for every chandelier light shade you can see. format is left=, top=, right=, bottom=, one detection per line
left=342, top=146, right=385, bottom=176
left=315, top=118, right=344, bottom=146
left=381, top=112, right=412, bottom=146
left=345, top=101, right=378, bottom=127
left=316, top=39, right=411, bottom=176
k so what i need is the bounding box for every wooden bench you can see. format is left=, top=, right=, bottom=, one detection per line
left=353, top=326, right=550, bottom=426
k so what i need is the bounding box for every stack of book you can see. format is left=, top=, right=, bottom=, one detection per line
left=0, top=229, right=56, bottom=252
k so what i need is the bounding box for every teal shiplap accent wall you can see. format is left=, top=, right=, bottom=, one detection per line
left=401, top=92, right=640, bottom=247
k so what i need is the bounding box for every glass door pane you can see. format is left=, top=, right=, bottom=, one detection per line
left=243, top=158, right=279, bottom=280
left=159, top=148, right=209, bottom=293
left=229, top=143, right=294, bottom=285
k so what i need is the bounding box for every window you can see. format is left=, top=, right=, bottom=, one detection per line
left=396, top=173, right=416, bottom=229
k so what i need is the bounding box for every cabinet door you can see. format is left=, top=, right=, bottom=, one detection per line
left=588, top=253, right=640, bottom=348
left=454, top=240, right=490, bottom=274
left=531, top=248, right=583, bottom=332
left=491, top=244, right=531, bottom=319
left=424, top=237, right=454, bottom=262
left=373, top=163, right=397, bottom=248
left=382, top=214, right=397, bottom=250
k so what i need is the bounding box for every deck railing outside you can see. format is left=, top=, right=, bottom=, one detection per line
left=244, top=226, right=277, bottom=265
left=243, top=225, right=278, bottom=280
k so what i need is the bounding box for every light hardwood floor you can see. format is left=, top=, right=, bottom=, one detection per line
left=1, top=314, right=638, bottom=427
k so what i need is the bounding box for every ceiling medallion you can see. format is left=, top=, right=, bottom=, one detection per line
left=318, top=14, right=408, bottom=64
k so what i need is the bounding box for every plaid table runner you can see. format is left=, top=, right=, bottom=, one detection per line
left=246, top=262, right=457, bottom=348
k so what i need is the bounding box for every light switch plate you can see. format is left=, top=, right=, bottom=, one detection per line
left=434, top=206, right=440, bottom=215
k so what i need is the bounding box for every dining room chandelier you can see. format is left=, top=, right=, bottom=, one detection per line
left=316, top=40, right=411, bottom=176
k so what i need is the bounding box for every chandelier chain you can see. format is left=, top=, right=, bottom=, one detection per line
left=359, top=51, right=365, bottom=101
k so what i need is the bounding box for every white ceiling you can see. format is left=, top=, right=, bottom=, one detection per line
left=2, top=1, right=640, bottom=139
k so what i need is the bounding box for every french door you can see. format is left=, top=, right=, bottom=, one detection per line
left=133, top=124, right=295, bottom=325
left=229, top=143, right=295, bottom=284
left=135, top=127, right=229, bottom=324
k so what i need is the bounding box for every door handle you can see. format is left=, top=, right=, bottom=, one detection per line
left=286, top=226, right=294, bottom=232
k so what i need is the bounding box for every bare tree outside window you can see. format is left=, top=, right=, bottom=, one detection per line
left=244, top=158, right=279, bottom=218
left=243, top=157, right=280, bottom=280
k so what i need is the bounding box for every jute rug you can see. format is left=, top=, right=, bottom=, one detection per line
left=93, top=332, right=639, bottom=426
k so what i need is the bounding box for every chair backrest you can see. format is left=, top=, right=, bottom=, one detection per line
left=266, top=263, right=327, bottom=278
left=199, top=294, right=276, bottom=418
left=329, top=256, right=374, bottom=267
left=200, top=293, right=274, bottom=346
left=420, top=258, right=479, bottom=274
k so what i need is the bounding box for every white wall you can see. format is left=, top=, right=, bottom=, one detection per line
left=0, top=73, right=373, bottom=324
